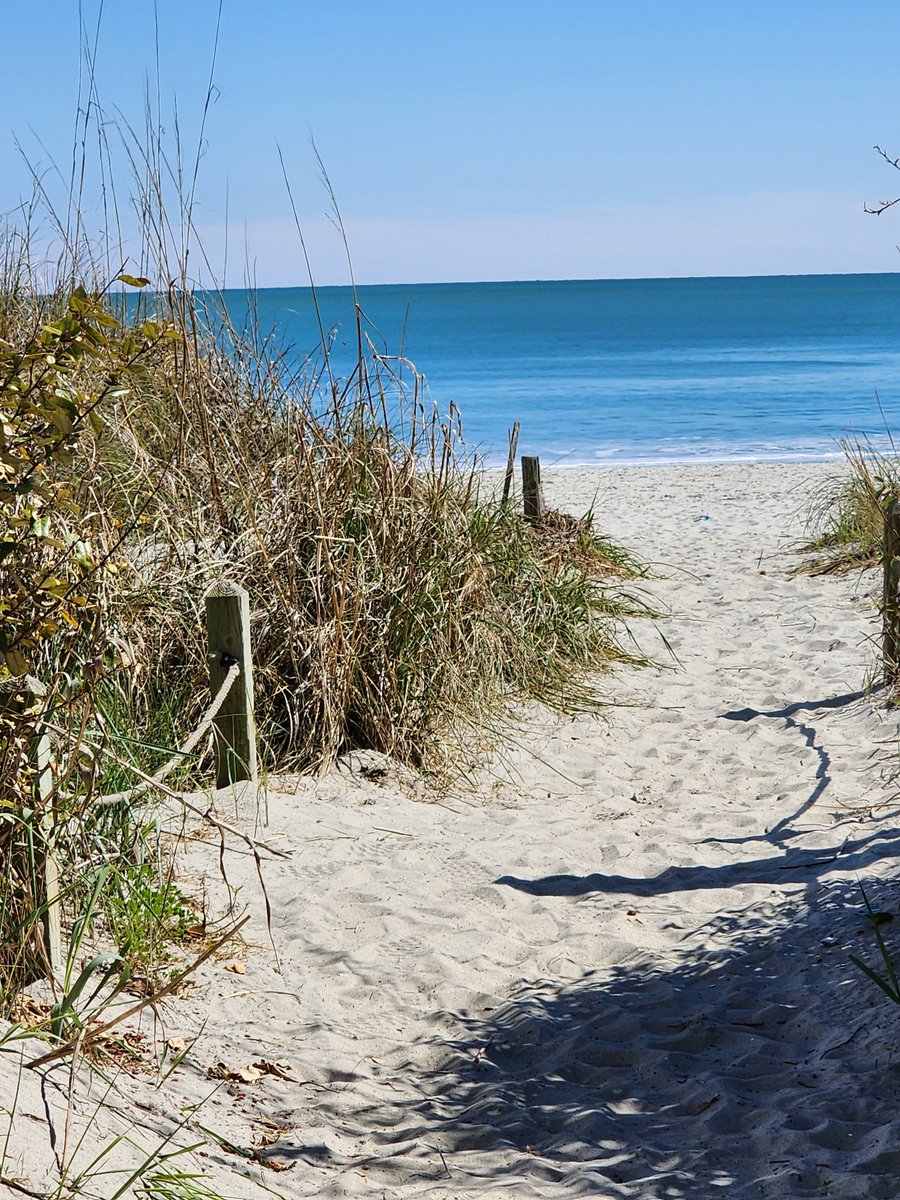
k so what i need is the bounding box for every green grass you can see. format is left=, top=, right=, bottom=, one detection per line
left=799, top=437, right=900, bottom=574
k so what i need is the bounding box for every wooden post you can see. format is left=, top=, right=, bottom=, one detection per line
left=521, top=455, right=545, bottom=522
left=501, top=421, right=520, bottom=506
left=0, top=676, right=61, bottom=977
left=205, top=581, right=258, bottom=787
left=884, top=498, right=900, bottom=682
left=33, top=696, right=61, bottom=976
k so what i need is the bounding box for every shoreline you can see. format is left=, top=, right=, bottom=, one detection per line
left=478, top=449, right=857, bottom=471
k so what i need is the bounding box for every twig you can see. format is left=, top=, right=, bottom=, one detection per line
left=864, top=146, right=900, bottom=215
left=46, top=725, right=289, bottom=860
left=818, top=1023, right=866, bottom=1060
left=0, top=1176, right=49, bottom=1199
left=26, top=917, right=249, bottom=1070
left=424, top=1144, right=452, bottom=1179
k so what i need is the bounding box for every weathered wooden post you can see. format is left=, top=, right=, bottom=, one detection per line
left=33, top=689, right=61, bottom=975
left=884, top=497, right=900, bottom=682
left=205, top=581, right=258, bottom=787
left=501, top=421, right=520, bottom=506
left=521, top=455, right=546, bottom=522
left=0, top=675, right=61, bottom=976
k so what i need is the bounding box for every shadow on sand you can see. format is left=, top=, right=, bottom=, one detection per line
left=307, top=689, right=900, bottom=1197
left=321, top=869, right=900, bottom=1198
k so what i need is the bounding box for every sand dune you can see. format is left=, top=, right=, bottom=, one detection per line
left=6, top=461, right=900, bottom=1200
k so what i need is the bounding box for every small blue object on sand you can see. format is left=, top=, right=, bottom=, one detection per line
left=693, top=514, right=711, bottom=522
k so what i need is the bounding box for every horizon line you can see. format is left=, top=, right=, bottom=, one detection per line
left=211, top=268, right=900, bottom=292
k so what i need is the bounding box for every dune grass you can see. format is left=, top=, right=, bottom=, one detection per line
left=800, top=438, right=900, bottom=574
left=0, top=246, right=651, bottom=1018
left=84, top=301, right=651, bottom=779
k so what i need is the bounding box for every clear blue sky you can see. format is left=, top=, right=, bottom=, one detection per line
left=4, top=1, right=900, bottom=285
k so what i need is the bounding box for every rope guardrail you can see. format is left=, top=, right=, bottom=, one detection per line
left=14, top=581, right=259, bottom=990
left=98, top=660, right=240, bottom=807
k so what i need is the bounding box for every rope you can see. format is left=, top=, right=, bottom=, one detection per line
left=98, top=660, right=241, bottom=807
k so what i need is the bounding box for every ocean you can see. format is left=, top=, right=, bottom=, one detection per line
left=215, top=274, right=900, bottom=467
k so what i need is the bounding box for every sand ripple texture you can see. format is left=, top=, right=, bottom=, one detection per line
left=11, top=462, right=900, bottom=1200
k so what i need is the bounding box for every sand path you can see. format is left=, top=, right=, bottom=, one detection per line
left=10, top=462, right=900, bottom=1200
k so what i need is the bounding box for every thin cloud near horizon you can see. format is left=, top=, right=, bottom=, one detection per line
left=193, top=189, right=898, bottom=290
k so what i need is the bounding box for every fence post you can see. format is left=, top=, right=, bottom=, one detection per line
left=0, top=676, right=61, bottom=977
left=884, top=498, right=900, bottom=682
left=521, top=455, right=545, bottom=522
left=501, top=422, right=520, bottom=506
left=205, top=581, right=258, bottom=787
left=32, top=687, right=61, bottom=975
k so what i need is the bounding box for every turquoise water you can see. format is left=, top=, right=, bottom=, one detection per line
left=215, top=274, right=900, bottom=467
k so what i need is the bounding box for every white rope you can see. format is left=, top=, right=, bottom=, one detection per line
left=98, top=660, right=241, bottom=807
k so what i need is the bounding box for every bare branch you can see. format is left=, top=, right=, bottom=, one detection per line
left=865, top=147, right=900, bottom=214
left=864, top=197, right=900, bottom=216
left=875, top=145, right=900, bottom=170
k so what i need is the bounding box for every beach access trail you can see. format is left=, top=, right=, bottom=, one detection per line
left=10, top=462, right=900, bottom=1200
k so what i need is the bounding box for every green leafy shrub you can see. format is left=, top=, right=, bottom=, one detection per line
left=102, top=862, right=198, bottom=973
left=0, top=279, right=178, bottom=1003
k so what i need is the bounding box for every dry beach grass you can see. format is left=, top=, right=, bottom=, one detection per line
left=0, top=256, right=650, bottom=989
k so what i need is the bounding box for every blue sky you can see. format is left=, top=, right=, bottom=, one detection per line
left=4, top=1, right=900, bottom=285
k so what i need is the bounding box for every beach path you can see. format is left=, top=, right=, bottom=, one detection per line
left=13, top=462, right=900, bottom=1200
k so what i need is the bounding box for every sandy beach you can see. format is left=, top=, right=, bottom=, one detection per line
left=6, top=460, right=900, bottom=1199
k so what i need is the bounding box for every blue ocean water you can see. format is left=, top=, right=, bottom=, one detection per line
left=216, top=274, right=900, bottom=467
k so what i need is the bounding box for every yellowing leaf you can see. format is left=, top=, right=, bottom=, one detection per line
left=3, top=648, right=28, bottom=676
